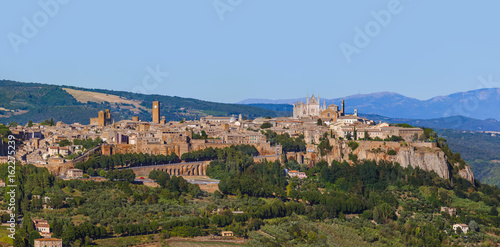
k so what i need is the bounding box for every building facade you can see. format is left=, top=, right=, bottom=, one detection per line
left=34, top=238, right=62, bottom=247
left=293, top=95, right=345, bottom=120
left=90, top=109, right=112, bottom=127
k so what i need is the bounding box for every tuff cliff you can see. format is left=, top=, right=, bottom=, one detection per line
left=327, top=140, right=474, bottom=183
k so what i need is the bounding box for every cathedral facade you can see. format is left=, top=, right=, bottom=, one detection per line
left=293, top=94, right=345, bottom=120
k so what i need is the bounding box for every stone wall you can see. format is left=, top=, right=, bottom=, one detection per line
left=130, top=161, right=210, bottom=177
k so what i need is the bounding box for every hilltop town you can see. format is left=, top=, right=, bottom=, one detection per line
left=1, top=95, right=473, bottom=183
left=2, top=94, right=498, bottom=247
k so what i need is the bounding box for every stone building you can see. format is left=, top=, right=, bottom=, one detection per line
left=293, top=94, right=322, bottom=118
left=453, top=224, right=469, bottom=234
left=90, top=109, right=112, bottom=127
left=34, top=238, right=62, bottom=247
left=293, top=94, right=346, bottom=120
left=67, top=168, right=83, bottom=178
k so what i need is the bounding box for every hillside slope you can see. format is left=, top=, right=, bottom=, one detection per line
left=436, top=129, right=500, bottom=186
left=0, top=80, right=281, bottom=125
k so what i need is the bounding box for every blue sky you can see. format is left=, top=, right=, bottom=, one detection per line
left=1, top=1, right=499, bottom=103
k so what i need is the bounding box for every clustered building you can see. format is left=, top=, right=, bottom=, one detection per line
left=30, top=218, right=63, bottom=246
left=6, top=96, right=425, bottom=175
left=90, top=109, right=112, bottom=127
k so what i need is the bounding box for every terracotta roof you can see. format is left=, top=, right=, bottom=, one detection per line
left=35, top=238, right=61, bottom=241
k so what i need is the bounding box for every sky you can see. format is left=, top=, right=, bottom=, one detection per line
left=1, top=1, right=500, bottom=103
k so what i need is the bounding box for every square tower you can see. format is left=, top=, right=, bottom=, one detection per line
left=98, top=111, right=105, bottom=127
left=152, top=101, right=160, bottom=123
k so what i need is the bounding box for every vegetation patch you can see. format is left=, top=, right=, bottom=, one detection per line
left=0, top=226, right=14, bottom=246
left=348, top=141, right=359, bottom=151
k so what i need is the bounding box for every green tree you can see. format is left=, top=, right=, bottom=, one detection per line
left=317, top=119, right=323, bottom=126
left=28, top=230, right=41, bottom=246
left=58, top=139, right=71, bottom=147
left=364, top=130, right=370, bottom=140
left=318, top=138, right=332, bottom=156
left=149, top=170, right=159, bottom=180
left=490, top=206, right=499, bottom=216
left=27, top=120, right=33, bottom=127
left=469, top=220, right=479, bottom=232
left=260, top=123, right=272, bottom=129
left=51, top=219, right=63, bottom=238
left=87, top=167, right=95, bottom=176
left=98, top=169, right=106, bottom=177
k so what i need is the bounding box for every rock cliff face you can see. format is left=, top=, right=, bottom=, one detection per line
left=395, top=148, right=451, bottom=180
left=458, top=165, right=475, bottom=183
left=328, top=140, right=474, bottom=183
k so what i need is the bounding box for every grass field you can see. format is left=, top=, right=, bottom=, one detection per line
left=94, top=234, right=158, bottom=247
left=166, top=241, right=246, bottom=247
left=71, top=214, right=90, bottom=226
left=0, top=226, right=14, bottom=246
left=94, top=234, right=246, bottom=247
left=62, top=88, right=148, bottom=113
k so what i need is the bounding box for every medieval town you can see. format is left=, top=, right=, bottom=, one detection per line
left=3, top=94, right=429, bottom=179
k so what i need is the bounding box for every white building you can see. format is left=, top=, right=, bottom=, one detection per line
left=453, top=224, right=469, bottom=234
left=293, top=94, right=322, bottom=119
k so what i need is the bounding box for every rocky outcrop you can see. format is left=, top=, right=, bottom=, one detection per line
left=458, top=165, right=475, bottom=184
left=394, top=148, right=450, bottom=180
left=327, top=140, right=475, bottom=183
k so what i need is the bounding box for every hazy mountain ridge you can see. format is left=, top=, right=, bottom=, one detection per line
left=359, top=114, right=500, bottom=132
left=238, top=88, right=500, bottom=120
left=244, top=104, right=500, bottom=132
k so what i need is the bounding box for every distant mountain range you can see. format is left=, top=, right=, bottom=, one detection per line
left=2, top=80, right=499, bottom=132
left=238, top=89, right=500, bottom=121
left=243, top=103, right=500, bottom=131
left=359, top=114, right=500, bottom=132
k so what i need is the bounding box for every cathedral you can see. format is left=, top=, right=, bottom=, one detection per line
left=293, top=94, right=345, bottom=121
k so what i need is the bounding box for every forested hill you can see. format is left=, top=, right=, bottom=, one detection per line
left=436, top=129, right=500, bottom=187
left=0, top=80, right=281, bottom=125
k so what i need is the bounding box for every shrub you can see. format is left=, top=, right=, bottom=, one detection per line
left=348, top=141, right=359, bottom=151
left=260, top=123, right=272, bottom=129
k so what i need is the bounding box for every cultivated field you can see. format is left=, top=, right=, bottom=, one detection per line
left=62, top=88, right=148, bottom=113
left=166, top=241, right=246, bottom=247
left=94, top=234, right=246, bottom=247
left=0, top=226, right=14, bottom=246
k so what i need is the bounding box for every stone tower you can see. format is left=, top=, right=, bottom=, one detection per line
left=341, top=99, right=345, bottom=116
left=98, top=111, right=105, bottom=127
left=152, top=101, right=160, bottom=123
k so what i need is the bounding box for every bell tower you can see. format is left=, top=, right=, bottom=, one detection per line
left=152, top=101, right=160, bottom=123
left=341, top=99, right=345, bottom=116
